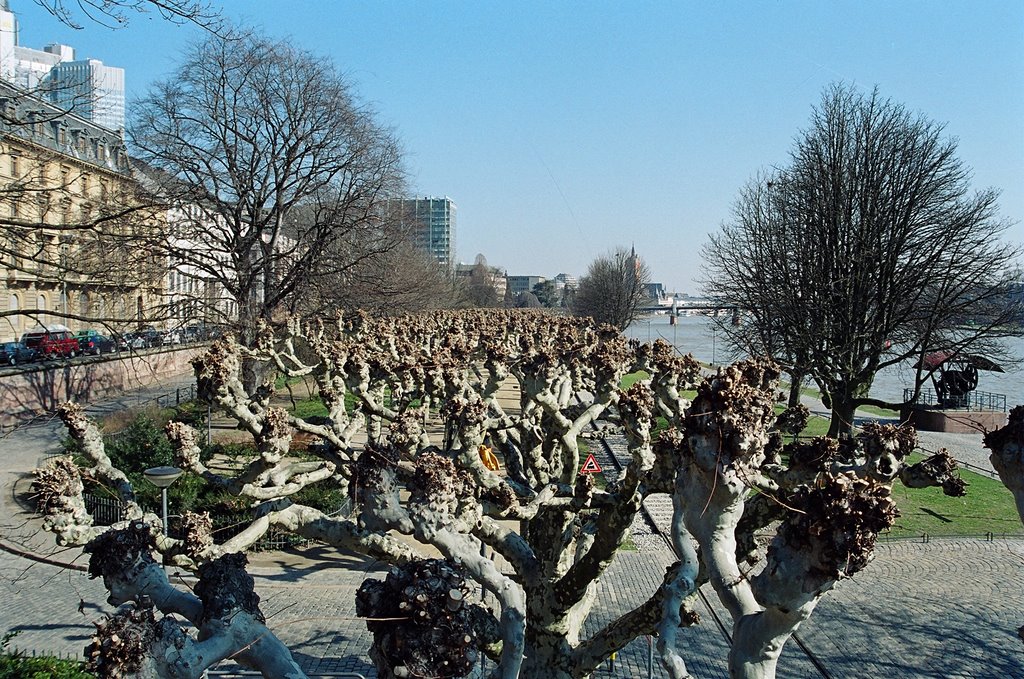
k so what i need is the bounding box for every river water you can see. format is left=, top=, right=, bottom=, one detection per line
left=624, top=314, right=1024, bottom=406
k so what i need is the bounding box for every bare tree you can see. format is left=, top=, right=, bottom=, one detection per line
left=130, top=28, right=406, bottom=366
left=297, top=240, right=462, bottom=316
left=704, top=84, right=1022, bottom=437
left=462, top=259, right=502, bottom=308
left=34, top=0, right=220, bottom=30
left=572, top=246, right=651, bottom=329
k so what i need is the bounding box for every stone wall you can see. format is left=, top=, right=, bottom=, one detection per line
left=0, top=347, right=204, bottom=428
left=899, top=405, right=1008, bottom=433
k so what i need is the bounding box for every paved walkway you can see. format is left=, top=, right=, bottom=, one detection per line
left=0, top=374, right=1022, bottom=677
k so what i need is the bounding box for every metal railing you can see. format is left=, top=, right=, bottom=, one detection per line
left=78, top=491, right=354, bottom=552
left=903, top=388, right=1007, bottom=412
left=4, top=384, right=201, bottom=438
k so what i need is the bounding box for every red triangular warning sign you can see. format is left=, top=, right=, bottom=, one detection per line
left=580, top=453, right=603, bottom=475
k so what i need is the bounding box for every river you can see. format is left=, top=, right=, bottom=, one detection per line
left=624, top=314, right=1024, bottom=406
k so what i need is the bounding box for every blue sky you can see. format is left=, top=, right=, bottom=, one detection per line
left=12, top=0, right=1024, bottom=293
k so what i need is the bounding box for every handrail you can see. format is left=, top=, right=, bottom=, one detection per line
left=903, top=388, right=1007, bottom=412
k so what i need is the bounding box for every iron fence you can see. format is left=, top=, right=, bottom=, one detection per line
left=79, top=490, right=354, bottom=552
left=5, top=383, right=201, bottom=439
left=903, top=388, right=1007, bottom=412
left=84, top=492, right=129, bottom=525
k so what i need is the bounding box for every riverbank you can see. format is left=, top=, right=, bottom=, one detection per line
left=626, top=314, right=1024, bottom=407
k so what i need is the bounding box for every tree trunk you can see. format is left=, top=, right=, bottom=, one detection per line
left=827, top=393, right=857, bottom=439
left=728, top=602, right=816, bottom=679
left=520, top=630, right=574, bottom=679
left=787, top=373, right=803, bottom=408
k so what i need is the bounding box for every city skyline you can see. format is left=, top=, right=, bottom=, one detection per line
left=0, top=2, right=125, bottom=131
left=8, top=0, right=1023, bottom=293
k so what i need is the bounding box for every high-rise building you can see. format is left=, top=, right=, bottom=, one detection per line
left=394, top=196, right=456, bottom=267
left=0, top=2, right=125, bottom=132
left=42, top=57, right=125, bottom=132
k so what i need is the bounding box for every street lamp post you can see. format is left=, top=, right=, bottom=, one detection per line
left=144, top=466, right=183, bottom=538
left=712, top=327, right=717, bottom=366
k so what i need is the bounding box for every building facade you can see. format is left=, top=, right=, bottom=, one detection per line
left=394, top=196, right=456, bottom=267
left=0, top=82, right=161, bottom=342
left=506, top=275, right=545, bottom=297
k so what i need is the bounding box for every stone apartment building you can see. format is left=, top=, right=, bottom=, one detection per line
left=0, top=82, right=163, bottom=342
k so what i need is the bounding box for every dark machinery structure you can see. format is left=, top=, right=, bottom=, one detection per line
left=916, top=351, right=1004, bottom=409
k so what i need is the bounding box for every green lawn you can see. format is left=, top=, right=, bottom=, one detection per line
left=887, top=454, right=1021, bottom=538
left=620, top=370, right=650, bottom=390
left=856, top=404, right=901, bottom=419
left=289, top=396, right=329, bottom=419
left=796, top=413, right=831, bottom=439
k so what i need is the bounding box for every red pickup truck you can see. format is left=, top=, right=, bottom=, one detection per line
left=21, top=329, right=79, bottom=358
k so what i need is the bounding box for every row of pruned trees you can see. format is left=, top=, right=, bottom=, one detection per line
left=34, top=310, right=976, bottom=679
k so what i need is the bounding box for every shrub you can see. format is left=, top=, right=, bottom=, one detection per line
left=0, top=632, right=93, bottom=678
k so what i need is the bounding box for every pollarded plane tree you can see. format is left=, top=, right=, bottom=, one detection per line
left=33, top=310, right=967, bottom=679
left=987, top=405, right=1024, bottom=525
left=985, top=405, right=1024, bottom=640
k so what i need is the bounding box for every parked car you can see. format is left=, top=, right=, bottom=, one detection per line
left=21, top=328, right=79, bottom=359
left=117, top=332, right=147, bottom=350
left=136, top=328, right=164, bottom=348
left=182, top=325, right=205, bottom=343
left=77, top=332, right=117, bottom=356
left=0, top=341, right=38, bottom=366
left=163, top=328, right=184, bottom=345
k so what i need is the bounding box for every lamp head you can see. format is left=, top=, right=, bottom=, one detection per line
left=144, top=466, right=183, bottom=489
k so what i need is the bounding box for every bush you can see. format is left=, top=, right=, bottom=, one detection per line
left=0, top=632, right=93, bottom=678
left=67, top=410, right=347, bottom=547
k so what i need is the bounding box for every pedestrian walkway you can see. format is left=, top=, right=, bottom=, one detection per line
left=0, top=371, right=199, bottom=556
left=594, top=427, right=1024, bottom=678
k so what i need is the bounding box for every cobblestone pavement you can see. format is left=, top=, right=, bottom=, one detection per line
left=3, top=529, right=1021, bottom=678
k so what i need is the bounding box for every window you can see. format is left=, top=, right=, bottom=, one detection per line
left=79, top=291, right=90, bottom=317
left=10, top=154, right=19, bottom=178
